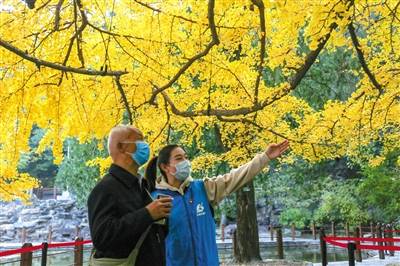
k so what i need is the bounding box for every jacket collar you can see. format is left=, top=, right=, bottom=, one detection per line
left=155, top=175, right=192, bottom=195
left=109, top=164, right=141, bottom=189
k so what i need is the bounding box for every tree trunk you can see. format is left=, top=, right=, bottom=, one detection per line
left=234, top=181, right=261, bottom=262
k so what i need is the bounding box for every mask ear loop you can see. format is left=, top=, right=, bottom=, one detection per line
left=168, top=161, right=178, bottom=177
left=119, top=141, right=135, bottom=154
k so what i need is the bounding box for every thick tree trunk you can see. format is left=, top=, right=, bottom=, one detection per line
left=234, top=181, right=261, bottom=262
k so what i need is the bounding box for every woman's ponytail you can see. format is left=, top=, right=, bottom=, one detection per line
left=145, top=156, right=158, bottom=192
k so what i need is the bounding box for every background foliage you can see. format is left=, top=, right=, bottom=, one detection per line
left=0, top=0, right=399, bottom=225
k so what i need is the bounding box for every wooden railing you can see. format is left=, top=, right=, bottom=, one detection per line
left=0, top=238, right=91, bottom=266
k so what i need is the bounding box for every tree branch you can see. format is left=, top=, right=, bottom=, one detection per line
left=216, top=115, right=287, bottom=137
left=384, top=1, right=400, bottom=23
left=35, top=0, right=51, bottom=11
left=112, top=36, right=166, bottom=77
left=215, top=115, right=336, bottom=147
left=161, top=21, right=337, bottom=117
left=203, top=58, right=252, bottom=99
left=151, top=99, right=170, bottom=144
left=115, top=76, right=133, bottom=124
left=54, top=0, right=64, bottom=31
left=148, top=0, right=220, bottom=104
left=87, top=22, right=186, bottom=45
left=75, top=0, right=86, bottom=67
left=251, top=0, right=266, bottom=105
left=0, top=38, right=128, bottom=76
left=384, top=94, right=400, bottom=124
left=133, top=0, right=250, bottom=30
left=63, top=0, right=86, bottom=67
left=348, top=22, right=384, bottom=94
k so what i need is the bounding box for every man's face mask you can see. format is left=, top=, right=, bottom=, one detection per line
left=121, top=140, right=150, bottom=166
left=171, top=160, right=191, bottom=182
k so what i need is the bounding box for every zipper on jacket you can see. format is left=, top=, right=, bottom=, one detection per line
left=182, top=190, right=198, bottom=266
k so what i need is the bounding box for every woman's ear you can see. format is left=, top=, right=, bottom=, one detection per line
left=160, top=163, right=168, bottom=173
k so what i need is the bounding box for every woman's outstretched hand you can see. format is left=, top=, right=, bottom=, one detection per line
left=265, top=139, right=290, bottom=160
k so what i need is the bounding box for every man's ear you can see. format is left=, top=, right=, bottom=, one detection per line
left=117, top=142, right=124, bottom=152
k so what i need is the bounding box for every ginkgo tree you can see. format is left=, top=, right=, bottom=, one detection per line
left=1, top=0, right=399, bottom=261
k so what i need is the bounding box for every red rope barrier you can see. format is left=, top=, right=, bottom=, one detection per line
left=0, top=244, right=43, bottom=257
left=324, top=236, right=400, bottom=251
left=0, top=240, right=92, bottom=257
left=324, top=238, right=348, bottom=248
left=325, top=236, right=400, bottom=242
left=385, top=230, right=400, bottom=233
left=48, top=240, right=91, bottom=248
left=358, top=244, right=400, bottom=251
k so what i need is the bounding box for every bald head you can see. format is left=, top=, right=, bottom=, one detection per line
left=107, top=125, right=143, bottom=160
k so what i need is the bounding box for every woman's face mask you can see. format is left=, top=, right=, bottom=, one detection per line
left=170, top=160, right=191, bottom=182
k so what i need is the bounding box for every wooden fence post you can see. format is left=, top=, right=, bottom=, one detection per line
left=221, top=224, right=225, bottom=242
left=331, top=221, right=336, bottom=237
left=75, top=225, right=81, bottom=238
left=269, top=224, right=274, bottom=241
left=370, top=222, right=375, bottom=245
left=347, top=242, right=356, bottom=266
left=291, top=223, right=296, bottom=240
left=355, top=227, right=362, bottom=262
left=20, top=243, right=33, bottom=266
left=386, top=224, right=395, bottom=256
left=41, top=242, right=48, bottom=266
left=276, top=227, right=284, bottom=259
left=233, top=229, right=239, bottom=257
left=47, top=225, right=52, bottom=244
left=377, top=225, right=385, bottom=259
left=21, top=228, right=27, bottom=244
left=312, top=222, right=316, bottom=240
left=319, top=228, right=327, bottom=266
left=74, top=237, right=83, bottom=266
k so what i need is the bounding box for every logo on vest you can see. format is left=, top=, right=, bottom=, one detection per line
left=196, top=202, right=205, bottom=216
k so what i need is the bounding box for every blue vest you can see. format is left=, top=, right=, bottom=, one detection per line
left=152, top=180, right=219, bottom=266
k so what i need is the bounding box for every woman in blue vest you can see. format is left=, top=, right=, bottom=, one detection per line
left=146, top=140, right=289, bottom=266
